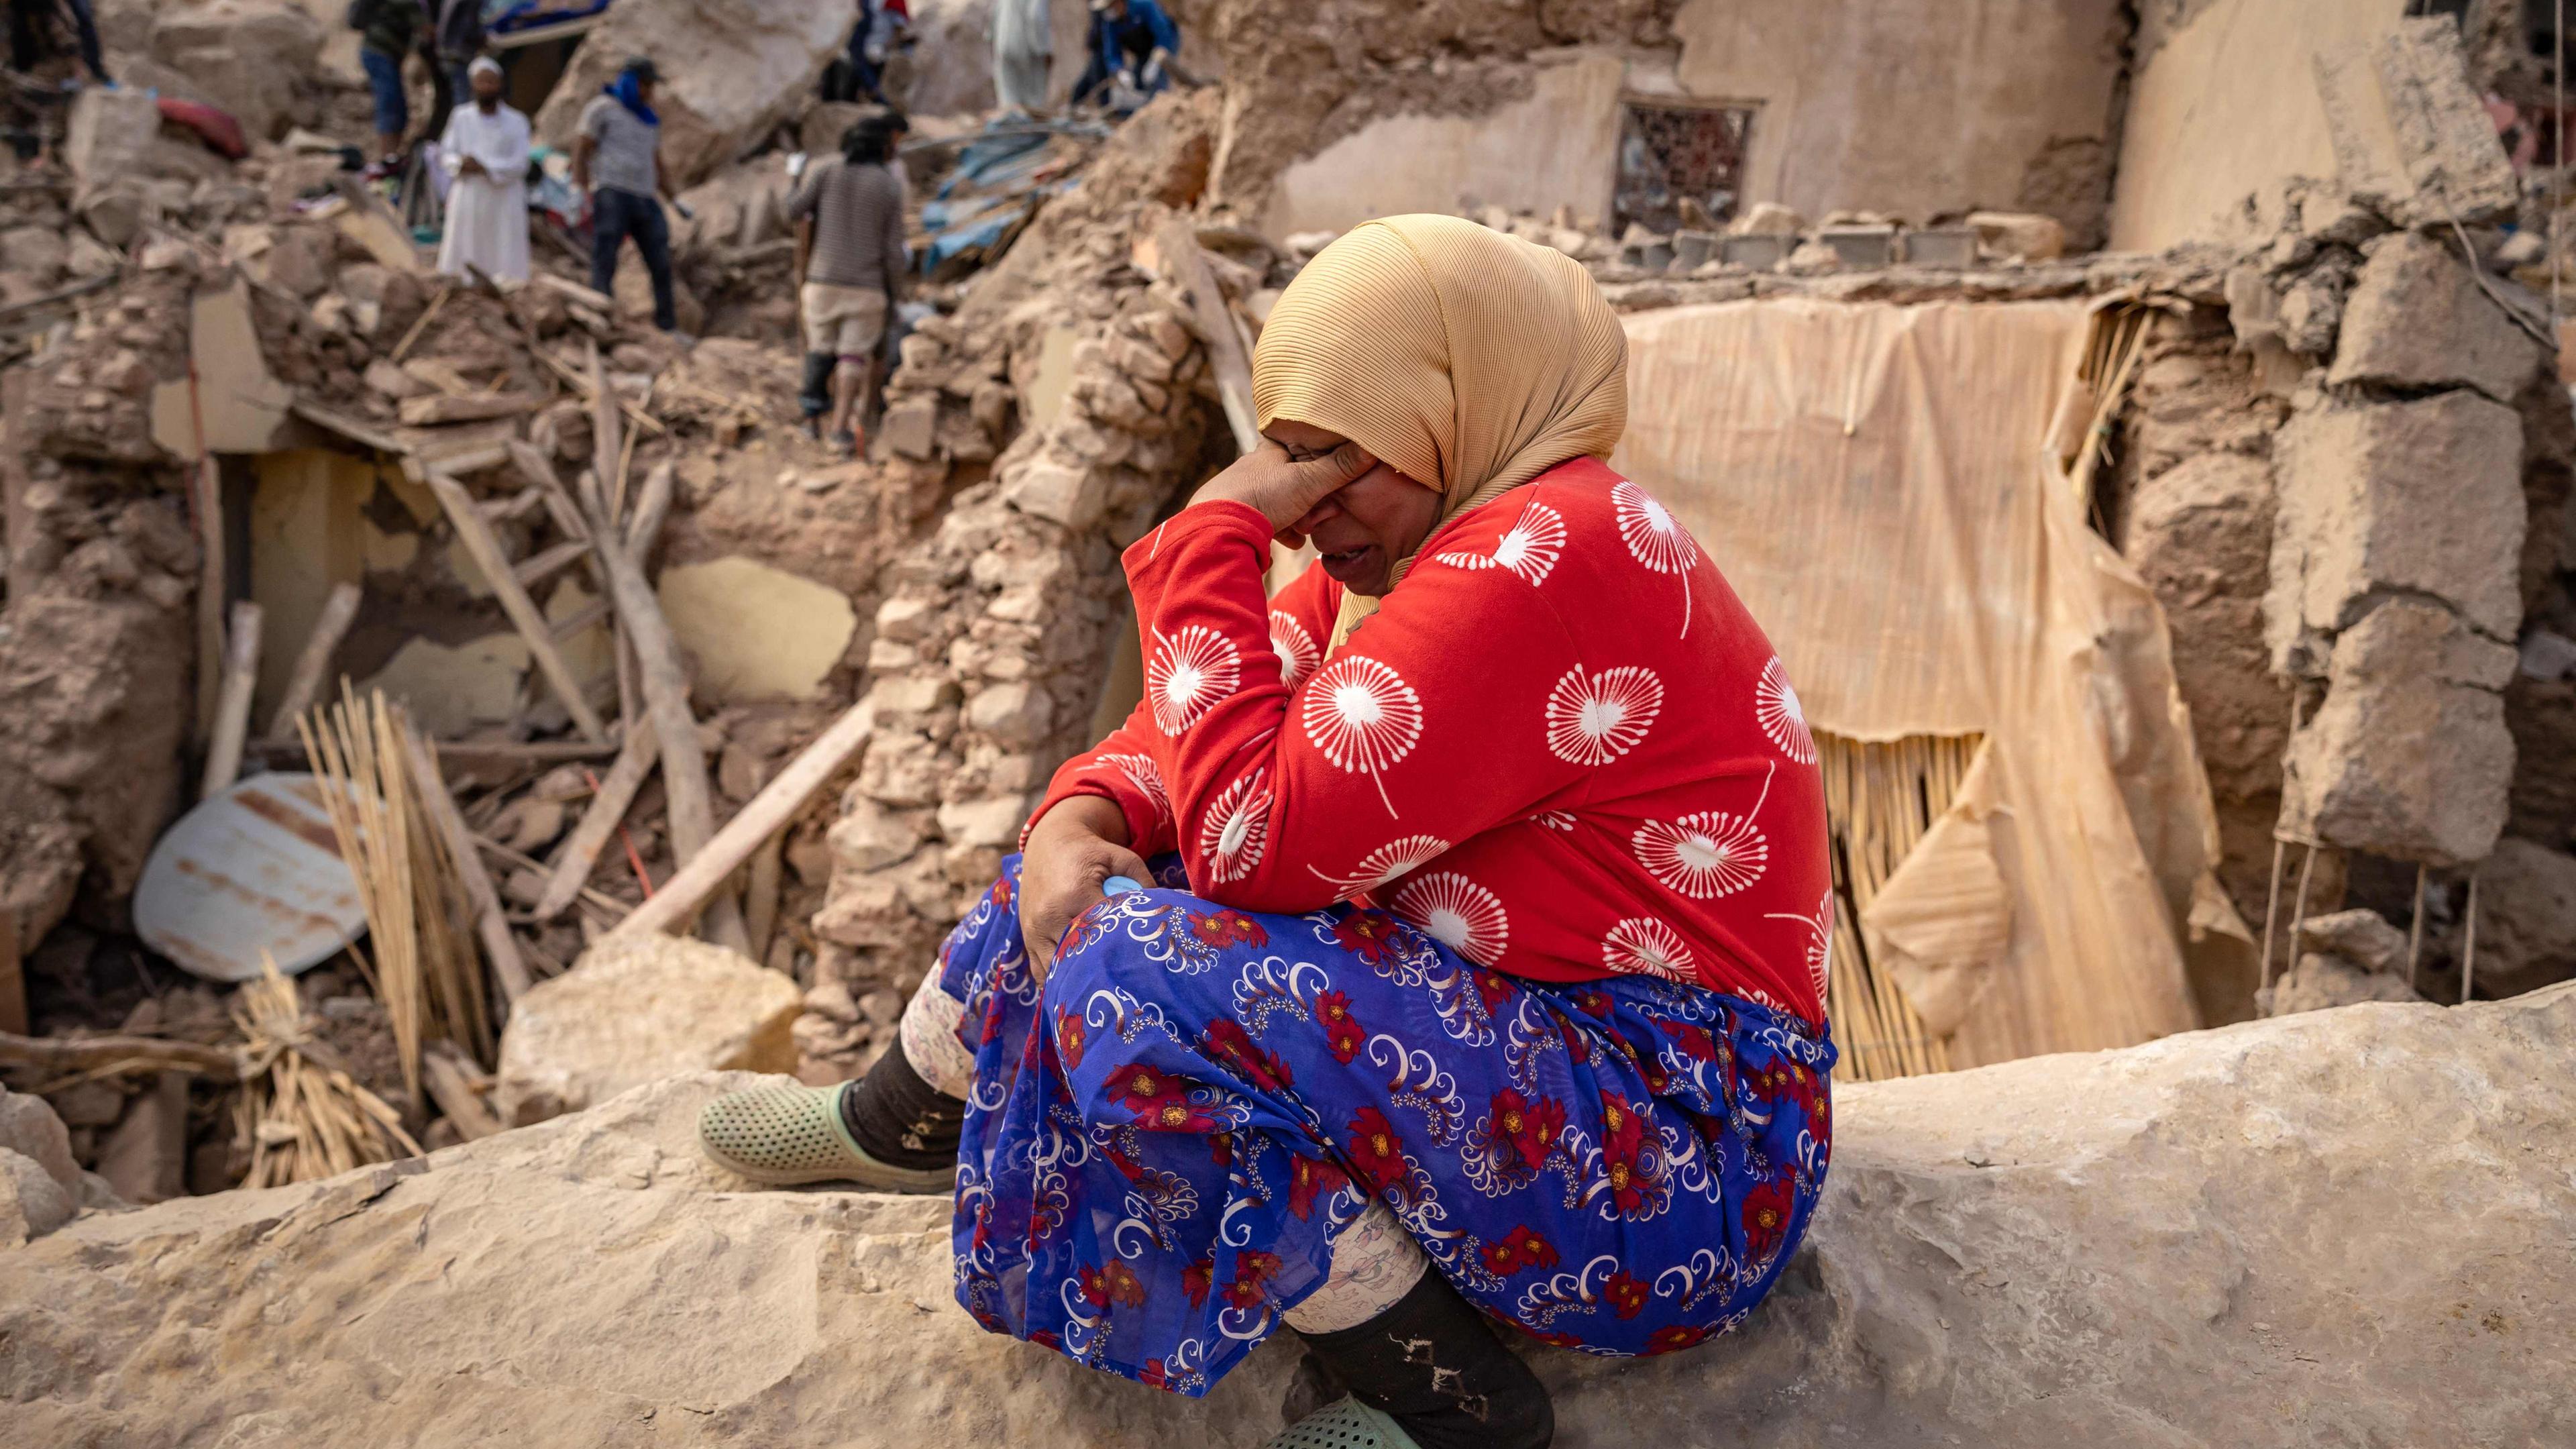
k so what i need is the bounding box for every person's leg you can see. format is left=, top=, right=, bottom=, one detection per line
left=635, top=197, right=677, bottom=332
left=362, top=48, right=407, bottom=163
left=63, top=0, right=105, bottom=82
left=589, top=188, right=629, bottom=301
left=1284, top=1230, right=1553, bottom=1449
left=425, top=53, right=455, bottom=144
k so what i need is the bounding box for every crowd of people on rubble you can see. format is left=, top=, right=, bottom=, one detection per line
left=3, top=0, right=1189, bottom=453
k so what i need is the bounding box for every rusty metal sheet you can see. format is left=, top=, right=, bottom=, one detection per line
left=134, top=772, right=367, bottom=982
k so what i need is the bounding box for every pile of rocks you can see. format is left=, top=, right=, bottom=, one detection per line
left=805, top=94, right=1237, bottom=1044
left=5, top=979, right=2571, bottom=1442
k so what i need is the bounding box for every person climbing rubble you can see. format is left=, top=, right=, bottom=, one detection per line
left=5, top=0, right=107, bottom=85
left=821, top=0, right=910, bottom=107
left=698, top=217, right=1837, bottom=1448
left=574, top=56, right=681, bottom=335
left=350, top=0, right=425, bottom=174
left=791, top=111, right=910, bottom=454
left=435, top=58, right=529, bottom=284
left=1071, top=0, right=1181, bottom=112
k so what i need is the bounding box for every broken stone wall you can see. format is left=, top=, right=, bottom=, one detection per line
left=806, top=95, right=1233, bottom=1053
left=2107, top=304, right=2298, bottom=1024
left=0, top=252, right=201, bottom=953
left=1227, top=0, right=2130, bottom=249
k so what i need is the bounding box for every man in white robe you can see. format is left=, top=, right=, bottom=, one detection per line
left=437, top=57, right=532, bottom=284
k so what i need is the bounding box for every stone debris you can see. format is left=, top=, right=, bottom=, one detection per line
left=4, top=985, right=2573, bottom=1442
left=2463, top=840, right=2576, bottom=999
left=493, top=934, right=804, bottom=1128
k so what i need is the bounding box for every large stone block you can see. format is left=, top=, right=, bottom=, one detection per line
left=63, top=86, right=162, bottom=197
left=7, top=987, right=2576, bottom=1442
left=531, top=0, right=846, bottom=191
left=2313, top=18, right=2520, bottom=230
left=1004, top=457, right=1111, bottom=529
left=2123, top=451, right=2280, bottom=798
left=2268, top=392, right=2524, bottom=667
left=0, top=1086, right=79, bottom=1197
left=493, top=934, right=802, bottom=1127
left=2326, top=232, right=2543, bottom=404
left=2282, top=600, right=2516, bottom=865
left=2465, top=839, right=2576, bottom=998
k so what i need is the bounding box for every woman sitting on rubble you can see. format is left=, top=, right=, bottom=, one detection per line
left=699, top=215, right=1837, bottom=1449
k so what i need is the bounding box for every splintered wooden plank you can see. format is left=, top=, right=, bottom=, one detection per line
left=419, top=469, right=610, bottom=743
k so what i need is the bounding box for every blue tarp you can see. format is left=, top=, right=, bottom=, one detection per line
left=483, top=0, right=612, bottom=34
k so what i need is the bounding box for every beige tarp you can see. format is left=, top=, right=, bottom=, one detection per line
left=1615, top=299, right=2250, bottom=1068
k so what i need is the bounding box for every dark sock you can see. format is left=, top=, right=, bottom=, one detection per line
left=836, top=1043, right=965, bottom=1171
left=1292, top=1271, right=1553, bottom=1449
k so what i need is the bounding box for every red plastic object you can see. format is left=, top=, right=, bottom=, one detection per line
left=157, top=97, right=249, bottom=160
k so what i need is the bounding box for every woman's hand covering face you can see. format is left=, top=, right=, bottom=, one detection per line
left=1188, top=437, right=1376, bottom=540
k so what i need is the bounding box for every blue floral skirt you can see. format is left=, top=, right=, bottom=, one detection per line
left=940, top=855, right=1836, bottom=1397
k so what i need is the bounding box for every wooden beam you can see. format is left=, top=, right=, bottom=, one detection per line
left=0, top=1029, right=239, bottom=1079
left=625, top=460, right=675, bottom=561
left=0, top=910, right=23, bottom=1038
left=506, top=439, right=591, bottom=543
left=398, top=392, right=543, bottom=427
left=606, top=701, right=874, bottom=945
left=588, top=339, right=626, bottom=528
left=1156, top=217, right=1258, bottom=455
left=512, top=538, right=592, bottom=591
left=419, top=469, right=610, bottom=742
left=398, top=727, right=535, bottom=1005
left=576, top=491, right=750, bottom=951
left=421, top=1040, right=502, bottom=1140
left=199, top=600, right=264, bottom=800
left=263, top=582, right=362, bottom=744
left=529, top=718, right=657, bottom=921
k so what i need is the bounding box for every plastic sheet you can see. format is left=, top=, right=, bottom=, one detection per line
left=1615, top=299, right=2247, bottom=1067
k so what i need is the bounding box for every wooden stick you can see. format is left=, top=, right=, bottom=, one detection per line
left=184, top=376, right=225, bottom=741
left=745, top=829, right=786, bottom=965
left=531, top=345, right=665, bottom=435
left=2406, top=863, right=2427, bottom=992
left=2461, top=871, right=2479, bottom=1006
left=588, top=339, right=625, bottom=529
left=507, top=439, right=591, bottom=541
left=421, top=1040, right=501, bottom=1140
left=1157, top=217, right=1258, bottom=455
left=398, top=727, right=535, bottom=1005
left=419, top=469, right=610, bottom=742
left=530, top=718, right=657, bottom=920
left=0, top=1029, right=240, bottom=1079
left=471, top=833, right=629, bottom=918
left=390, top=282, right=453, bottom=364
left=512, top=538, right=592, bottom=590
left=625, top=461, right=675, bottom=561
left=0, top=910, right=23, bottom=1038
left=264, top=582, right=362, bottom=743
left=605, top=701, right=874, bottom=944
left=577, top=500, right=749, bottom=950
left=200, top=600, right=264, bottom=800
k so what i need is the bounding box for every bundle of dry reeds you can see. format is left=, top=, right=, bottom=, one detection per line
left=231, top=958, right=423, bottom=1188
left=296, top=686, right=491, bottom=1102
left=1816, top=731, right=1983, bottom=1082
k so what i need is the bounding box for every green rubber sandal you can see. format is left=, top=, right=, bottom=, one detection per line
left=1265, top=1398, right=1421, bottom=1449
left=696, top=1082, right=957, bottom=1192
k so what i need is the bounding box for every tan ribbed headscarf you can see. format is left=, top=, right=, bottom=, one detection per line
left=1252, top=215, right=1627, bottom=649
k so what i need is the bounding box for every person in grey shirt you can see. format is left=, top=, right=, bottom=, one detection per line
left=573, top=56, right=680, bottom=332
left=791, top=113, right=909, bottom=452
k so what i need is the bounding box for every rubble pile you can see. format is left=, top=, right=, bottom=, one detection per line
left=4, top=983, right=2571, bottom=1441
left=805, top=91, right=1240, bottom=1068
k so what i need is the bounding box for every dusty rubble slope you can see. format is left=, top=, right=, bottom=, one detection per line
left=5, top=987, right=2572, bottom=1446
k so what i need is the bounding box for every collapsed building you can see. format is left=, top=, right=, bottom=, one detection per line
left=3, top=0, right=2575, bottom=1437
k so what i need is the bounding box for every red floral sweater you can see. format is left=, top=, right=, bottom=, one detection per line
left=1034, top=457, right=1833, bottom=1025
